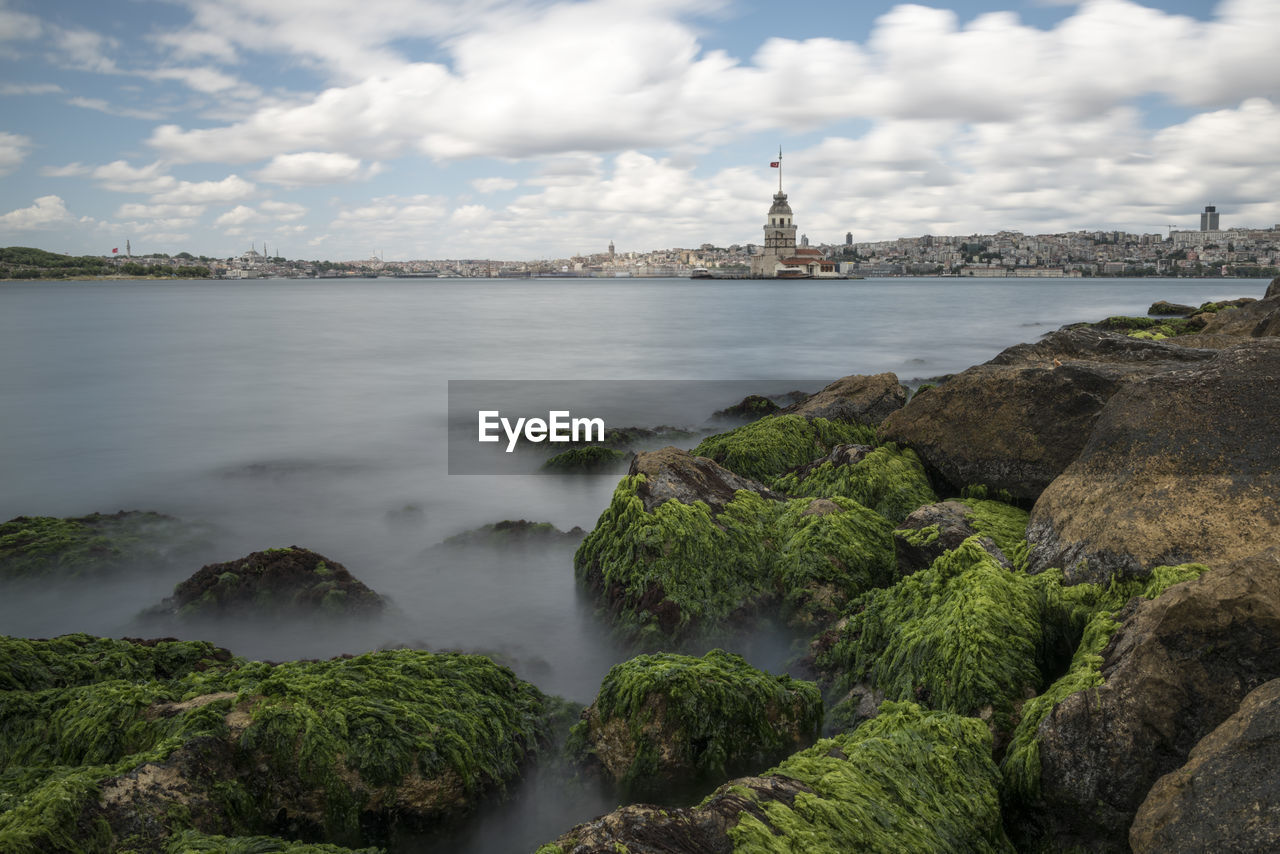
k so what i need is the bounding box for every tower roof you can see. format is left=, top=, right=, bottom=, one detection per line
left=768, top=192, right=792, bottom=216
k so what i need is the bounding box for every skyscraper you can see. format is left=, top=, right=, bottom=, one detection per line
left=1200, top=205, right=1220, bottom=232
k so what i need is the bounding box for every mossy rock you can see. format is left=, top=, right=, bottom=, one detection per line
left=568, top=649, right=821, bottom=799
left=0, top=511, right=213, bottom=583
left=771, top=442, right=937, bottom=524
left=438, top=520, right=584, bottom=548
left=165, top=829, right=383, bottom=852
left=691, top=415, right=876, bottom=484
left=0, top=635, right=562, bottom=851
left=815, top=537, right=1046, bottom=726
left=543, top=702, right=1012, bottom=853
left=541, top=446, right=628, bottom=473
left=147, top=547, right=384, bottom=620
left=712, top=394, right=782, bottom=421
left=574, top=475, right=895, bottom=642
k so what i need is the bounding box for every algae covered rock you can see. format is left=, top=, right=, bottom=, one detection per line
left=815, top=537, right=1044, bottom=725
left=880, top=327, right=1215, bottom=500
left=1019, top=549, right=1280, bottom=850
left=438, top=519, right=585, bottom=547
left=779, top=371, right=908, bottom=425
left=569, top=649, right=821, bottom=798
left=1027, top=339, right=1280, bottom=584
left=691, top=414, right=876, bottom=484
left=1195, top=291, right=1280, bottom=337
left=148, top=547, right=385, bottom=619
left=893, top=498, right=1028, bottom=575
left=711, top=393, right=781, bottom=421
left=574, top=455, right=895, bottom=641
left=0, top=634, right=562, bottom=851
left=1148, top=300, right=1197, bottom=316
left=541, top=446, right=628, bottom=473
left=771, top=442, right=936, bottom=524
left=543, top=702, right=1011, bottom=854
left=1130, top=677, right=1280, bottom=853
left=0, top=510, right=212, bottom=583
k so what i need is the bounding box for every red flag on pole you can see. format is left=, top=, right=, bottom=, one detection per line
left=770, top=161, right=780, bottom=168
left=112, top=248, right=118, bottom=253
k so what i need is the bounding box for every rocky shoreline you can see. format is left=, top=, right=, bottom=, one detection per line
left=2, top=279, right=1278, bottom=852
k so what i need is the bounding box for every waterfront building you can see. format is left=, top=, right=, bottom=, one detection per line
left=1200, top=205, right=1220, bottom=231
left=749, top=151, right=839, bottom=278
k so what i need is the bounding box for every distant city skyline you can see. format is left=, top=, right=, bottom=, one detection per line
left=1, top=0, right=1278, bottom=261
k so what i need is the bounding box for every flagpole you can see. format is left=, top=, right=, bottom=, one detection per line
left=778, top=146, right=783, bottom=194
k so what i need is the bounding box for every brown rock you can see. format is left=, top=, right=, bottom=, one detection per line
left=880, top=328, right=1214, bottom=501
left=629, top=446, right=782, bottom=514
left=1031, top=547, right=1280, bottom=850
left=1131, top=678, right=1280, bottom=853
left=1266, top=275, right=1280, bottom=300
left=893, top=500, right=1011, bottom=575
left=1027, top=339, right=1280, bottom=583
left=1196, top=292, right=1280, bottom=338
left=781, top=372, right=907, bottom=425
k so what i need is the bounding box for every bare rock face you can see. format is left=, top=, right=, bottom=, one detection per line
left=781, top=372, right=907, bottom=425
left=1130, top=678, right=1280, bottom=853
left=1027, top=339, right=1280, bottom=583
left=1266, top=275, right=1280, bottom=300
left=629, top=446, right=782, bottom=514
left=879, top=328, right=1214, bottom=501
left=1031, top=547, right=1280, bottom=851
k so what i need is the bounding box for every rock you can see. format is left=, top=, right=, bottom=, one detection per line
left=0, top=510, right=214, bottom=582
left=439, top=519, right=585, bottom=547
left=628, top=446, right=782, bottom=513
left=1130, top=678, right=1280, bottom=853
left=892, top=499, right=1025, bottom=575
left=1029, top=547, right=1280, bottom=850
left=2, top=636, right=559, bottom=851
left=542, top=446, right=630, bottom=473
left=772, top=443, right=937, bottom=524
left=575, top=454, right=894, bottom=641
left=711, top=393, right=781, bottom=421
left=541, top=703, right=1011, bottom=854
left=569, top=649, right=821, bottom=799
left=880, top=328, right=1215, bottom=501
left=780, top=372, right=907, bottom=425
left=691, top=414, right=878, bottom=484
left=1027, top=339, right=1280, bottom=583
left=1267, top=275, right=1280, bottom=300
left=1147, top=300, right=1197, bottom=316
left=146, top=546, right=385, bottom=619
left=1196, top=292, right=1280, bottom=338
left=823, top=682, right=885, bottom=735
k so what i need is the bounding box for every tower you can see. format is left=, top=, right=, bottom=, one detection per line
left=845, top=232, right=853, bottom=246
left=608, top=240, right=615, bottom=259
left=1200, top=205, right=1220, bottom=232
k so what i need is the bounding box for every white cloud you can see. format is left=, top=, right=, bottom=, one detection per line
left=67, top=96, right=165, bottom=121
left=115, top=203, right=206, bottom=222
left=52, top=27, right=119, bottom=74
left=92, top=160, right=177, bottom=194
left=0, top=5, right=41, bottom=44
left=39, top=162, right=90, bottom=177
left=213, top=205, right=262, bottom=228
left=255, top=151, right=380, bottom=187
left=0, top=195, right=72, bottom=230
left=151, top=174, right=255, bottom=204
left=260, top=200, right=307, bottom=221
left=148, top=65, right=251, bottom=95
left=0, top=82, right=61, bottom=95
left=0, top=131, right=31, bottom=175
left=472, top=177, right=518, bottom=193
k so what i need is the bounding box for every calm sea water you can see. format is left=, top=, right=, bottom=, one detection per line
left=0, top=275, right=1266, bottom=850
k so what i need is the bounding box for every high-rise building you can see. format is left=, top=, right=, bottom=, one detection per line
left=1200, top=205, right=1220, bottom=232
left=845, top=232, right=853, bottom=245
left=800, top=234, right=809, bottom=247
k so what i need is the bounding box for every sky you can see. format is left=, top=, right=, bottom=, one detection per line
left=0, top=0, right=1277, bottom=262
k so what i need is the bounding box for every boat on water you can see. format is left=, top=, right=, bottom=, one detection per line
left=690, top=267, right=713, bottom=279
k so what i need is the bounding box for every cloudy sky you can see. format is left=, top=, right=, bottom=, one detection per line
left=1, top=0, right=1277, bottom=261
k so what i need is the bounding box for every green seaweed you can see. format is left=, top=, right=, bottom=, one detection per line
left=0, top=636, right=560, bottom=851
left=165, top=829, right=383, bottom=852
left=817, top=537, right=1044, bottom=723
left=1002, top=563, right=1210, bottom=803
left=726, top=702, right=1012, bottom=853
left=0, top=512, right=210, bottom=582
left=771, top=444, right=937, bottom=523
left=570, top=649, right=822, bottom=793
left=542, top=447, right=627, bottom=473
left=956, top=498, right=1030, bottom=570
left=692, top=415, right=876, bottom=484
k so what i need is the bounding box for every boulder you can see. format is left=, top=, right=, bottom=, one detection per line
left=771, top=443, right=937, bottom=524
left=439, top=519, right=585, bottom=547
left=711, top=393, right=781, bottom=421
left=1147, top=300, right=1197, bottom=316
left=892, top=499, right=1019, bottom=575
left=1027, top=339, right=1280, bottom=583
left=1196, top=292, right=1280, bottom=338
left=691, top=414, right=877, bottom=484
left=1130, top=677, right=1280, bottom=853
left=145, top=546, right=384, bottom=619
left=629, top=446, right=782, bottom=513
left=1, top=636, right=558, bottom=851
left=542, top=446, right=629, bottom=473
left=569, top=649, right=821, bottom=799
left=1029, top=547, right=1280, bottom=850
left=781, top=372, right=907, bottom=425
left=879, top=328, right=1215, bottom=501
left=1267, top=275, right=1280, bottom=300
left=540, top=703, right=1011, bottom=854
